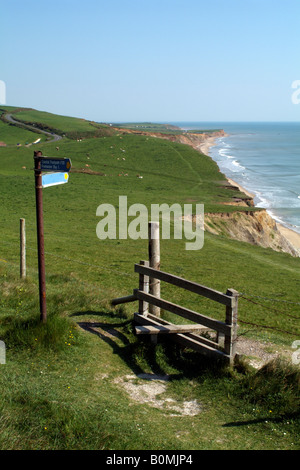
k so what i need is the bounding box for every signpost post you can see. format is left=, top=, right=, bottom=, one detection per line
left=33, top=151, right=71, bottom=323
left=34, top=150, right=47, bottom=323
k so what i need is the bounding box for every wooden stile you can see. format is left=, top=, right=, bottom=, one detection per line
left=111, top=258, right=239, bottom=365
left=133, top=261, right=239, bottom=365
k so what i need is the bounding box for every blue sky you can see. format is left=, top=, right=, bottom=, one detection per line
left=1, top=0, right=300, bottom=122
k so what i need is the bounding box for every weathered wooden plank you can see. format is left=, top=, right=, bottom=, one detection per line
left=173, top=331, right=230, bottom=360
left=135, top=313, right=220, bottom=349
left=138, top=260, right=149, bottom=315
left=134, top=290, right=231, bottom=335
left=111, top=293, right=137, bottom=306
left=135, top=324, right=208, bottom=335
left=134, top=313, right=230, bottom=361
left=224, top=288, right=239, bottom=365
left=134, top=264, right=233, bottom=307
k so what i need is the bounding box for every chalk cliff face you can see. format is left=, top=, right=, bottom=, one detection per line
left=115, top=126, right=226, bottom=148
left=147, top=130, right=227, bottom=147
left=204, top=210, right=299, bottom=257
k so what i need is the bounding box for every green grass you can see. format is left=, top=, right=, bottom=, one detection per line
left=0, top=268, right=299, bottom=450
left=0, top=120, right=46, bottom=146
left=0, top=109, right=47, bottom=146
left=111, top=122, right=222, bottom=135
left=0, top=107, right=299, bottom=450
left=2, top=107, right=115, bottom=140
left=112, top=122, right=184, bottom=134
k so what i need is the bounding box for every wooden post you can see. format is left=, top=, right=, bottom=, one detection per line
left=111, top=294, right=137, bottom=306
left=20, top=218, right=26, bottom=279
left=34, top=151, right=47, bottom=323
left=148, top=221, right=160, bottom=317
left=224, top=288, right=239, bottom=365
left=138, top=260, right=149, bottom=316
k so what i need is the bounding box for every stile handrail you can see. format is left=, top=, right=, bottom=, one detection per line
left=134, top=264, right=234, bottom=307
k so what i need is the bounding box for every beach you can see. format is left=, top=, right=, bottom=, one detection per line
left=202, top=136, right=300, bottom=256
left=197, top=136, right=219, bottom=156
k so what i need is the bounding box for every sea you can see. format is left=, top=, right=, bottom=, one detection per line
left=172, top=122, right=300, bottom=234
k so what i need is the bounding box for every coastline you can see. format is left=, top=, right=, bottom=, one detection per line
left=197, top=135, right=219, bottom=156
left=200, top=134, right=300, bottom=256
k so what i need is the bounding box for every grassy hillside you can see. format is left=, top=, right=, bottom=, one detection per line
left=111, top=122, right=183, bottom=133
left=0, top=106, right=114, bottom=140
left=0, top=108, right=47, bottom=146
left=109, top=122, right=222, bottom=135
left=0, top=107, right=299, bottom=450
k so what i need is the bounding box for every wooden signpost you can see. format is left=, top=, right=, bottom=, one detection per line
left=33, top=151, right=71, bottom=322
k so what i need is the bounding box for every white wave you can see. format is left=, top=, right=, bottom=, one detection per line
left=218, top=148, right=229, bottom=157
left=256, top=197, right=271, bottom=209
left=266, top=210, right=300, bottom=234
left=232, top=160, right=246, bottom=170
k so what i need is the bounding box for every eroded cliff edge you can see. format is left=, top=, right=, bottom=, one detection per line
left=204, top=209, right=300, bottom=257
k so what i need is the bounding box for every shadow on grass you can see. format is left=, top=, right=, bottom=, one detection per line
left=70, top=309, right=230, bottom=382
left=71, top=309, right=174, bottom=378
left=223, top=411, right=299, bottom=427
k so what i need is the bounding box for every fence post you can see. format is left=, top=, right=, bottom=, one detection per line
left=148, top=221, right=160, bottom=317
left=224, top=288, right=239, bottom=365
left=20, top=218, right=26, bottom=279
left=138, top=260, right=149, bottom=316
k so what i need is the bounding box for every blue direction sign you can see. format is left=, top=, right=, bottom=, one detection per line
left=42, top=172, right=69, bottom=188
left=41, top=158, right=71, bottom=173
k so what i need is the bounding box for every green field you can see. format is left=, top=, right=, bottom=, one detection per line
left=0, top=108, right=47, bottom=146
left=0, top=107, right=299, bottom=450
left=112, top=122, right=184, bottom=134
left=111, top=122, right=221, bottom=135
left=0, top=106, right=114, bottom=140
